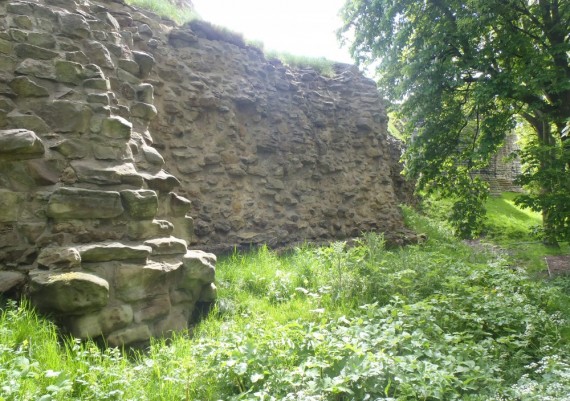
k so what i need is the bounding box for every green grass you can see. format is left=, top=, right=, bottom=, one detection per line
left=125, top=0, right=198, bottom=24
left=124, top=0, right=339, bottom=76
left=2, top=204, right=569, bottom=400
left=422, top=191, right=570, bottom=273
left=265, top=51, right=337, bottom=77
left=484, top=192, right=542, bottom=242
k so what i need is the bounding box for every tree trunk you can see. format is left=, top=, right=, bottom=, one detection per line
left=536, top=117, right=560, bottom=247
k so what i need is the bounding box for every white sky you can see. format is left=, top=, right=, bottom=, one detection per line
left=191, top=0, right=354, bottom=64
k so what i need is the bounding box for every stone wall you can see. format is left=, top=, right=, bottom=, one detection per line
left=479, top=134, right=522, bottom=195
left=0, top=0, right=411, bottom=344
left=152, top=20, right=406, bottom=252
left=0, top=0, right=215, bottom=346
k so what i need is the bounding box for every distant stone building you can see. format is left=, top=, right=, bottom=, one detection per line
left=479, top=134, right=523, bottom=195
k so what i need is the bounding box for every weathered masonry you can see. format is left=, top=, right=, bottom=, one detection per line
left=0, top=0, right=410, bottom=345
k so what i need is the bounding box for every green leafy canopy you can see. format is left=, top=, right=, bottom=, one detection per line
left=340, top=0, right=570, bottom=242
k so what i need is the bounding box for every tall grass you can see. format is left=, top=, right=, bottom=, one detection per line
left=265, top=50, right=337, bottom=77
left=1, top=206, right=569, bottom=400
left=125, top=0, right=198, bottom=24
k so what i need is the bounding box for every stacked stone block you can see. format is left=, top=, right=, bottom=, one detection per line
left=0, top=0, right=215, bottom=346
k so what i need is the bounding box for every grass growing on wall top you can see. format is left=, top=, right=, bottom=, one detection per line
left=124, top=0, right=340, bottom=76
left=125, top=0, right=198, bottom=24
left=265, top=50, right=337, bottom=77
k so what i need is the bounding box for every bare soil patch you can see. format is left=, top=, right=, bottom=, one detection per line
left=545, top=255, right=570, bottom=277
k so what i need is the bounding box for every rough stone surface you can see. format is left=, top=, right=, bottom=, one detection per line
left=29, top=271, right=109, bottom=314
left=121, top=189, right=158, bottom=219
left=144, top=236, right=188, bottom=255
left=36, top=247, right=81, bottom=270
left=182, top=250, right=216, bottom=283
left=478, top=134, right=523, bottom=194
left=78, top=242, right=152, bottom=262
left=0, top=271, right=26, bottom=292
left=47, top=188, right=124, bottom=219
left=0, top=0, right=417, bottom=346
left=0, top=129, right=45, bottom=160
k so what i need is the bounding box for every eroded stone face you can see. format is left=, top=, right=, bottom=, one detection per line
left=0, top=129, right=45, bottom=160
left=47, top=188, right=124, bottom=219
left=0, top=0, right=215, bottom=346
left=29, top=271, right=110, bottom=314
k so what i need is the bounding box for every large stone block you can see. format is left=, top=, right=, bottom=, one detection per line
left=47, top=187, right=124, bottom=219
left=133, top=294, right=171, bottom=323
left=83, top=40, right=114, bottom=69
left=144, top=236, right=187, bottom=256
left=8, top=76, right=49, bottom=97
left=66, top=313, right=102, bottom=338
left=77, top=242, right=152, bottom=262
left=169, top=193, right=192, bottom=217
left=126, top=219, right=174, bottom=240
left=0, top=189, right=23, bottom=223
left=71, top=161, right=143, bottom=187
left=29, top=271, right=109, bottom=314
left=55, top=60, right=84, bottom=85
left=99, top=305, right=134, bottom=333
left=0, top=271, right=26, bottom=293
left=0, top=129, right=45, bottom=160
left=36, top=246, right=81, bottom=270
left=132, top=51, right=155, bottom=78
left=141, top=145, right=164, bottom=166
left=130, top=102, right=157, bottom=120
left=31, top=101, right=92, bottom=133
left=114, top=260, right=181, bottom=302
left=58, top=12, right=90, bottom=39
left=101, top=116, right=132, bottom=139
left=107, top=324, right=151, bottom=347
left=182, top=250, right=216, bottom=284
left=6, top=112, right=50, bottom=134
left=14, top=43, right=58, bottom=60
left=120, top=189, right=158, bottom=219
left=15, top=58, right=56, bottom=80
left=141, top=170, right=180, bottom=193
left=168, top=29, right=198, bottom=48
left=67, top=304, right=134, bottom=339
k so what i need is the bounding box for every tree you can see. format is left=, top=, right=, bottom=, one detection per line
left=339, top=0, right=570, bottom=244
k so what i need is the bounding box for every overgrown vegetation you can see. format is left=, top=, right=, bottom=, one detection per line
left=125, top=0, right=198, bottom=24
left=2, top=205, right=569, bottom=400
left=124, top=0, right=338, bottom=77
left=340, top=0, right=570, bottom=244
left=265, top=51, right=336, bottom=77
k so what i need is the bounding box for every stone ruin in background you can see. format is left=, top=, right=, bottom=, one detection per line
left=0, top=0, right=413, bottom=345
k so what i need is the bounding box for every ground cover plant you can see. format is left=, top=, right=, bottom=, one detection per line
left=1, top=207, right=569, bottom=400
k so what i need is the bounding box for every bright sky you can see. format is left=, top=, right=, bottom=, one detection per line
left=191, top=0, right=354, bottom=64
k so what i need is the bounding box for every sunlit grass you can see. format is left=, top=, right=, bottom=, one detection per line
left=125, top=0, right=198, bottom=24
left=1, top=205, right=569, bottom=400
left=265, top=50, right=337, bottom=77
left=484, top=192, right=542, bottom=242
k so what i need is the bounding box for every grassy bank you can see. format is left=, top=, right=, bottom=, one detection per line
left=1, top=206, right=569, bottom=400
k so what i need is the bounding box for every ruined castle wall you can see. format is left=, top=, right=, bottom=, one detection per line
left=150, top=22, right=405, bottom=252
left=0, top=0, right=410, bottom=344
left=0, top=0, right=215, bottom=346
left=479, top=134, right=522, bottom=195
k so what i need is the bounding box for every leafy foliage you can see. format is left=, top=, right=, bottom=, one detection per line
left=339, top=0, right=570, bottom=242
left=1, top=207, right=570, bottom=400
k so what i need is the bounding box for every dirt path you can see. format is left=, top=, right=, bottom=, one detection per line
left=545, top=255, right=570, bottom=277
